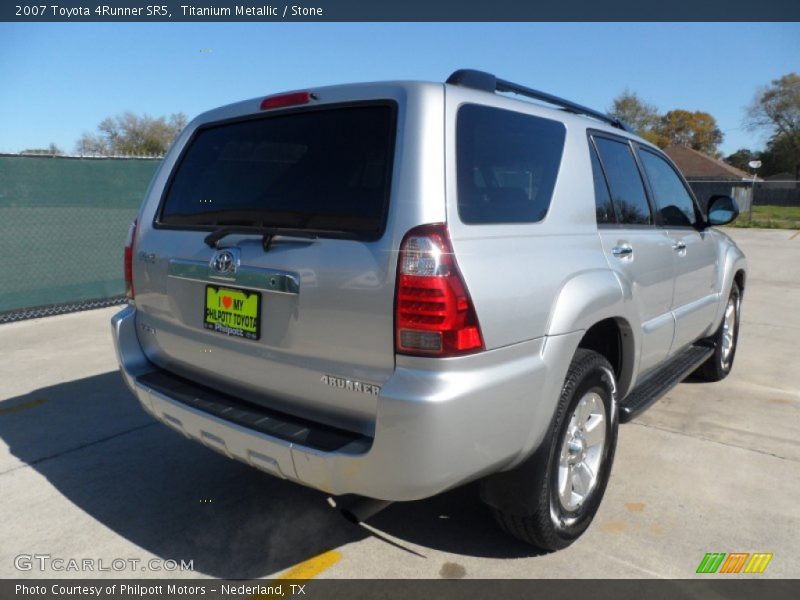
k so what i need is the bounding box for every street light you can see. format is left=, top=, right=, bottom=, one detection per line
left=747, top=160, right=761, bottom=223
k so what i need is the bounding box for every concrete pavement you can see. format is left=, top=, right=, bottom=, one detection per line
left=0, top=228, right=797, bottom=579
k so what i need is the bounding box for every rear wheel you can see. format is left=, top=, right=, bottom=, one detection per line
left=696, top=283, right=741, bottom=382
left=491, top=349, right=619, bottom=551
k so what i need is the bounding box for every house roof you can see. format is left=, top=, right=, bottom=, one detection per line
left=663, top=145, right=758, bottom=181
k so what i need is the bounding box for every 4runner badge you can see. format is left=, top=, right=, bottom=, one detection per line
left=321, top=374, right=381, bottom=396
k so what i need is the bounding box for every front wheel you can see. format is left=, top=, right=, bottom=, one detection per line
left=491, top=349, right=619, bottom=551
left=696, top=283, right=741, bottom=382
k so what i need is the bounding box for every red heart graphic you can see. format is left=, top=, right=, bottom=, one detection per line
left=222, top=296, right=232, bottom=309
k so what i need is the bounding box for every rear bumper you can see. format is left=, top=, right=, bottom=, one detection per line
left=112, top=305, right=576, bottom=501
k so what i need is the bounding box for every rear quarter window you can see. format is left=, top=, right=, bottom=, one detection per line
left=456, top=104, right=566, bottom=224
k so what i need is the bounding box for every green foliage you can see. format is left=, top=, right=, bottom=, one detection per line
left=20, top=143, right=63, bottom=156
left=77, top=112, right=187, bottom=156
left=608, top=91, right=660, bottom=137
left=761, top=134, right=800, bottom=178
left=746, top=73, right=800, bottom=180
left=653, top=110, right=723, bottom=155
left=727, top=205, right=800, bottom=230
left=724, top=141, right=800, bottom=179
left=608, top=92, right=723, bottom=155
left=725, top=148, right=757, bottom=172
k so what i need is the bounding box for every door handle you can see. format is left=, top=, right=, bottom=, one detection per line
left=612, top=245, right=633, bottom=258
left=672, top=241, right=686, bottom=252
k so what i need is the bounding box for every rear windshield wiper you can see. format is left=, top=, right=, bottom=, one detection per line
left=204, top=226, right=318, bottom=251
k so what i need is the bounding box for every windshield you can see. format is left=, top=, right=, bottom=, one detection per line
left=158, top=103, right=396, bottom=238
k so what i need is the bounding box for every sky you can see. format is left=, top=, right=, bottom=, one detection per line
left=1, top=22, right=798, bottom=156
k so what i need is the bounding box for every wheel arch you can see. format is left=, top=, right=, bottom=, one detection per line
left=709, top=246, right=748, bottom=334
left=546, top=269, right=629, bottom=336
left=734, top=269, right=746, bottom=296
left=577, top=317, right=636, bottom=400
left=546, top=269, right=640, bottom=398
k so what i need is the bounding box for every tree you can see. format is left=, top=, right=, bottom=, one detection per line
left=608, top=91, right=660, bottom=140
left=653, top=109, right=723, bottom=155
left=761, top=134, right=800, bottom=178
left=724, top=148, right=758, bottom=172
left=608, top=92, right=724, bottom=154
left=77, top=112, right=187, bottom=156
left=746, top=73, right=800, bottom=179
left=21, top=143, right=63, bottom=156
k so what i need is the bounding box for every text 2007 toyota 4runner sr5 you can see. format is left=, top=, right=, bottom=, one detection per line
left=111, top=69, right=747, bottom=551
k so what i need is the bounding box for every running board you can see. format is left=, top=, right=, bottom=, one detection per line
left=619, top=344, right=714, bottom=423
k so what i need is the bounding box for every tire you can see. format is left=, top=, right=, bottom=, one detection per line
left=491, top=349, right=619, bottom=551
left=696, top=283, right=741, bottom=382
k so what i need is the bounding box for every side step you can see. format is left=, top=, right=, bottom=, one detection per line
left=619, top=343, right=714, bottom=423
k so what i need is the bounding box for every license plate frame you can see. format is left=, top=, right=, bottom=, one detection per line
left=203, top=284, right=262, bottom=341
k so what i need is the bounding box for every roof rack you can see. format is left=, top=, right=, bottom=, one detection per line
left=446, top=69, right=632, bottom=133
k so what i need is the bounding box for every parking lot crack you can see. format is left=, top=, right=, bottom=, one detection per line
left=629, top=421, right=796, bottom=463
left=0, top=421, right=157, bottom=477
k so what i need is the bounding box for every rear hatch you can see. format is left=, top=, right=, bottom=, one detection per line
left=132, top=95, right=403, bottom=435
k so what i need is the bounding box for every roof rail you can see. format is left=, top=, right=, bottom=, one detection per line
left=446, top=69, right=633, bottom=133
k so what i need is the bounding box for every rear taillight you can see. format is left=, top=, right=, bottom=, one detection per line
left=395, top=224, right=484, bottom=357
left=124, top=218, right=137, bottom=300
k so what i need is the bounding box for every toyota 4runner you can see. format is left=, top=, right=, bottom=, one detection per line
left=111, top=69, right=747, bottom=551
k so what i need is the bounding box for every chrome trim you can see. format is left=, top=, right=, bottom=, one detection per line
left=209, top=248, right=240, bottom=278
left=168, top=259, right=300, bottom=294
left=611, top=245, right=633, bottom=258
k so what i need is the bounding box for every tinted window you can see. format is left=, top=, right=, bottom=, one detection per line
left=457, top=105, right=566, bottom=224
left=639, top=149, right=698, bottom=227
left=590, top=143, right=615, bottom=224
left=159, top=105, right=395, bottom=238
left=593, top=137, right=651, bottom=225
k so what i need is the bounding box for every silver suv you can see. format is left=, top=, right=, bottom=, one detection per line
left=111, top=69, right=747, bottom=551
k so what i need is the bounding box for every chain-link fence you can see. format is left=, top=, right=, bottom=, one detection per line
left=0, top=154, right=161, bottom=321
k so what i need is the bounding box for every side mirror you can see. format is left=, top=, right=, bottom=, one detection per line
left=706, top=195, right=740, bottom=227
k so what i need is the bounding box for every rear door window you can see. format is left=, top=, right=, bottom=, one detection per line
left=158, top=104, right=396, bottom=239
left=593, top=136, right=652, bottom=226
left=456, top=104, right=566, bottom=224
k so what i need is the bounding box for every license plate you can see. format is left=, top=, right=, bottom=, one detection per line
left=204, top=285, right=261, bottom=340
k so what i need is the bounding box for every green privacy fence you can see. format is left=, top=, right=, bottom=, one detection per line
left=0, top=155, right=161, bottom=317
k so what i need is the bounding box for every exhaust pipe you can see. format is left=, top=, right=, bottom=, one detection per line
left=341, top=497, right=393, bottom=524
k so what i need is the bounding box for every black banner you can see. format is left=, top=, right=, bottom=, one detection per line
left=3, top=579, right=800, bottom=600
left=3, top=0, right=800, bottom=22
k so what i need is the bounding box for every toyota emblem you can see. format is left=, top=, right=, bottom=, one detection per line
left=211, top=249, right=237, bottom=275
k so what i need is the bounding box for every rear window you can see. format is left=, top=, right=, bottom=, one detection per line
left=158, top=104, right=396, bottom=238
left=456, top=104, right=565, bottom=224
